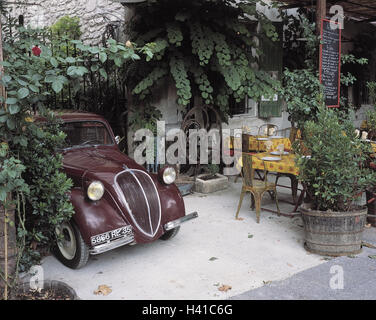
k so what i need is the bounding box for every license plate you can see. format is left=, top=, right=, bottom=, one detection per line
left=91, top=225, right=133, bottom=246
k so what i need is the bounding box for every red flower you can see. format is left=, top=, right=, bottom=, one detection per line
left=32, top=46, right=41, bottom=56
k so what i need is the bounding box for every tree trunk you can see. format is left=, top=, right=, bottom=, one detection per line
left=0, top=15, right=16, bottom=300
left=0, top=200, right=17, bottom=299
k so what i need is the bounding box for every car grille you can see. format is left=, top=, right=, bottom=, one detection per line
left=115, top=169, right=161, bottom=238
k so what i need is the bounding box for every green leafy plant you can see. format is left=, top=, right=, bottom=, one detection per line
left=280, top=15, right=322, bottom=129
left=50, top=15, right=82, bottom=40
left=0, top=142, right=29, bottom=291
left=15, top=113, right=75, bottom=272
left=364, top=81, right=376, bottom=140
left=294, top=104, right=376, bottom=212
left=281, top=14, right=369, bottom=129
left=126, top=0, right=280, bottom=120
left=281, top=68, right=322, bottom=129
left=206, top=164, right=220, bottom=178
left=128, top=103, right=162, bottom=133
left=367, top=81, right=376, bottom=105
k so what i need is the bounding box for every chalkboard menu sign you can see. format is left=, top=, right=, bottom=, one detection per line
left=319, top=19, right=341, bottom=108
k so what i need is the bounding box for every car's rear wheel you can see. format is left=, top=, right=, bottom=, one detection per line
left=53, top=221, right=89, bottom=269
left=159, top=226, right=180, bottom=240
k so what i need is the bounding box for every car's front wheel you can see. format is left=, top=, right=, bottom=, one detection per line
left=53, top=221, right=89, bottom=269
left=159, top=226, right=180, bottom=240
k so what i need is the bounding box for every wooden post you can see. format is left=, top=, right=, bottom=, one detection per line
left=316, top=0, right=327, bottom=34
left=0, top=14, right=14, bottom=301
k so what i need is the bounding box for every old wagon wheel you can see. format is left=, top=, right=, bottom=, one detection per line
left=179, top=105, right=222, bottom=177
left=179, top=118, right=202, bottom=177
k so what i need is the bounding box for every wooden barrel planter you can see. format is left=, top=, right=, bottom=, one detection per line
left=366, top=190, right=376, bottom=227
left=300, top=203, right=367, bottom=256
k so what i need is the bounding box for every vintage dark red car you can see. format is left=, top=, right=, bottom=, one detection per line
left=41, top=111, right=197, bottom=269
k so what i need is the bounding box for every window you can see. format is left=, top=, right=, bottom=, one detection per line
left=62, top=121, right=114, bottom=148
left=258, top=22, right=283, bottom=118
left=229, top=96, right=248, bottom=116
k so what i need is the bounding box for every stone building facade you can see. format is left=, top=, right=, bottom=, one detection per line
left=9, top=0, right=127, bottom=45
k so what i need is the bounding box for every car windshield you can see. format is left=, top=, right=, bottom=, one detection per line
left=62, top=121, right=114, bottom=148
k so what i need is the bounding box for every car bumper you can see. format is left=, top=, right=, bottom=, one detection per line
left=164, top=211, right=198, bottom=231
left=89, top=212, right=198, bottom=255
left=89, top=236, right=135, bottom=255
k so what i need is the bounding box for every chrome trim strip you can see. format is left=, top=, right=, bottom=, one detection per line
left=164, top=212, right=199, bottom=231
left=114, top=168, right=162, bottom=238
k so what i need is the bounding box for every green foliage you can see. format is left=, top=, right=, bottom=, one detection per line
left=365, top=81, right=376, bottom=133
left=127, top=0, right=280, bottom=118
left=50, top=16, right=81, bottom=40
left=15, top=113, right=75, bottom=271
left=281, top=68, right=322, bottom=128
left=128, top=103, right=162, bottom=133
left=0, top=143, right=29, bottom=203
left=340, top=54, right=368, bottom=87
left=0, top=25, right=153, bottom=132
left=280, top=15, right=323, bottom=129
left=206, top=164, right=219, bottom=176
left=367, top=81, right=376, bottom=105
left=282, top=13, right=319, bottom=70
left=281, top=16, right=368, bottom=128
left=294, top=104, right=376, bottom=212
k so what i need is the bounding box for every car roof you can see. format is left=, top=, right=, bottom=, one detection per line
left=34, top=110, right=107, bottom=122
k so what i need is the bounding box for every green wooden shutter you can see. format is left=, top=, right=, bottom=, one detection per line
left=258, top=22, right=283, bottom=118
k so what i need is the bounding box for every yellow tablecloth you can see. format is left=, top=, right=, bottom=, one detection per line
left=372, top=142, right=376, bottom=153
left=227, top=135, right=292, bottom=152
left=250, top=152, right=299, bottom=176
left=248, top=136, right=292, bottom=152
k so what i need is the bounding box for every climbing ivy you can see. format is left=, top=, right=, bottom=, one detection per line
left=126, top=0, right=280, bottom=119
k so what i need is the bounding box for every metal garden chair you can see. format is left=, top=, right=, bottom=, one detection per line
left=235, top=152, right=280, bottom=223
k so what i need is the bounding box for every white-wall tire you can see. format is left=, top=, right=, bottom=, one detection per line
left=53, top=221, right=89, bottom=269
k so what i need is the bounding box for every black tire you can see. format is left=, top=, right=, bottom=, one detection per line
left=159, top=226, right=180, bottom=240
left=53, top=220, right=90, bottom=269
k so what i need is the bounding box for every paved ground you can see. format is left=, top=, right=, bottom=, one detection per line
left=231, top=228, right=376, bottom=300
left=30, top=177, right=375, bottom=300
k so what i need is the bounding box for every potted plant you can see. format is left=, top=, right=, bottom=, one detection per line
left=194, top=164, right=228, bottom=194
left=295, top=105, right=376, bottom=256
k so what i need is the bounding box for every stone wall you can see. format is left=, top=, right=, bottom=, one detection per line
left=8, top=0, right=127, bottom=44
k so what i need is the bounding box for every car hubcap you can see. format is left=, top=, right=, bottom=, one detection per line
left=56, top=222, right=77, bottom=260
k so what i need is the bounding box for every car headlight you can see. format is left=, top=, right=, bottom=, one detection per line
left=159, top=167, right=176, bottom=185
left=87, top=181, right=104, bottom=201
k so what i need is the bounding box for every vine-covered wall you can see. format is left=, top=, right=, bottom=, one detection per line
left=9, top=0, right=126, bottom=45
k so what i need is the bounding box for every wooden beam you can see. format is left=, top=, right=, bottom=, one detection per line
left=317, top=0, right=327, bottom=34
left=279, top=0, right=376, bottom=23
left=345, top=1, right=376, bottom=11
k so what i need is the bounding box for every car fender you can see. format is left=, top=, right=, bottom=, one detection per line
left=149, top=174, right=186, bottom=225
left=69, top=188, right=130, bottom=246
